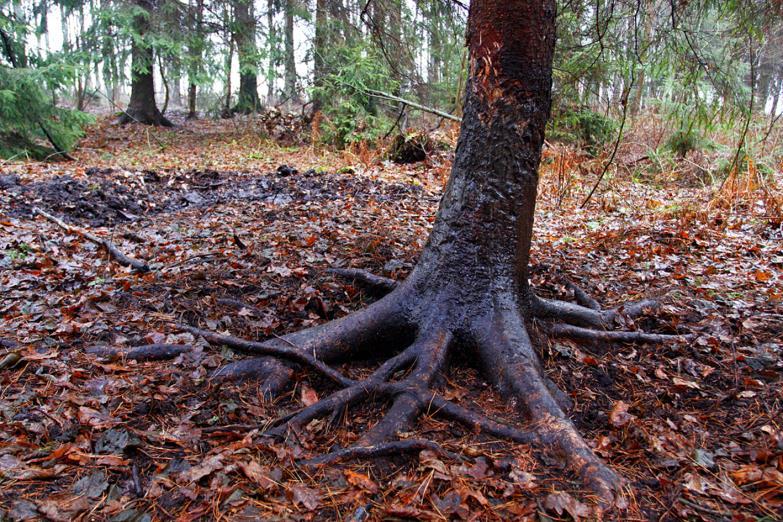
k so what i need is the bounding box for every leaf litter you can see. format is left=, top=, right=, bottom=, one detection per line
left=0, top=116, right=781, bottom=520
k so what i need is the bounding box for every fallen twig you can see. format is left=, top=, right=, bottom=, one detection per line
left=33, top=207, right=150, bottom=273
left=86, top=344, right=192, bottom=361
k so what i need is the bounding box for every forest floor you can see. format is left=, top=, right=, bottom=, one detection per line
left=1, top=113, right=782, bottom=521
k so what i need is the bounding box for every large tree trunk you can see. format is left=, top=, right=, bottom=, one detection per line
left=184, top=0, right=690, bottom=508
left=233, top=0, right=261, bottom=114
left=119, top=0, right=172, bottom=126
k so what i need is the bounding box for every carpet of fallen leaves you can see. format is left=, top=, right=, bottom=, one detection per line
left=1, top=113, right=782, bottom=521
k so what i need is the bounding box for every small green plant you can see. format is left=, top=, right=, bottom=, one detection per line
left=549, top=106, right=616, bottom=154
left=5, top=242, right=32, bottom=262
left=311, top=45, right=397, bottom=148
left=665, top=129, right=714, bottom=158
left=0, top=64, right=93, bottom=159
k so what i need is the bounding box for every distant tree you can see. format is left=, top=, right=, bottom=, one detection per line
left=282, top=0, right=297, bottom=102
left=232, top=0, right=261, bottom=114
left=186, top=0, right=204, bottom=118
left=118, top=0, right=171, bottom=125
left=266, top=0, right=278, bottom=102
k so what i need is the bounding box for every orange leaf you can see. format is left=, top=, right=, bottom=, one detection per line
left=301, top=385, right=319, bottom=407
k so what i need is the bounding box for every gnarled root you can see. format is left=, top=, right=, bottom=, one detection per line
left=532, top=286, right=691, bottom=345
left=178, top=270, right=692, bottom=508
left=474, top=300, right=625, bottom=504
left=211, top=357, right=293, bottom=399
left=548, top=323, right=694, bottom=343
left=327, top=268, right=398, bottom=296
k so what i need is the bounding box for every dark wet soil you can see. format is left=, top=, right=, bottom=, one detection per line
left=0, top=166, right=425, bottom=227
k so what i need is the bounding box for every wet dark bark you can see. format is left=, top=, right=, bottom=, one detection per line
left=118, top=0, right=172, bottom=126
left=183, top=0, right=690, bottom=508
left=187, top=83, right=197, bottom=119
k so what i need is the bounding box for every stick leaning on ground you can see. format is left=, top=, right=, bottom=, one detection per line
left=33, top=207, right=150, bottom=273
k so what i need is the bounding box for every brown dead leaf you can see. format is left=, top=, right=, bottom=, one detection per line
left=94, top=455, right=130, bottom=466
left=185, top=454, right=224, bottom=482
left=754, top=269, right=772, bottom=282
left=344, top=470, right=378, bottom=493
left=300, top=384, right=319, bottom=407
left=291, top=484, right=319, bottom=510
left=237, top=460, right=278, bottom=490
left=609, top=400, right=635, bottom=428
left=544, top=491, right=591, bottom=520
left=672, top=377, right=701, bottom=390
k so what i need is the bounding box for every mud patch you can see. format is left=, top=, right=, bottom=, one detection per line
left=1, top=167, right=424, bottom=227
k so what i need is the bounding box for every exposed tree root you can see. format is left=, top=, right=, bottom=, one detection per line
left=180, top=325, right=355, bottom=386
left=117, top=108, right=173, bottom=127
left=564, top=280, right=601, bottom=310
left=547, top=323, right=694, bottom=343
left=328, top=268, right=399, bottom=296
left=211, top=357, right=293, bottom=399
left=86, top=343, right=192, bottom=361
left=299, top=439, right=450, bottom=466
left=178, top=269, right=692, bottom=508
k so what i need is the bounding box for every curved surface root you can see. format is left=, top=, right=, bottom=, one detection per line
left=475, top=301, right=625, bottom=505
left=548, top=323, right=693, bottom=343
left=211, top=357, right=294, bottom=399
left=299, top=439, right=448, bottom=466
left=328, top=268, right=398, bottom=296
left=178, top=269, right=692, bottom=508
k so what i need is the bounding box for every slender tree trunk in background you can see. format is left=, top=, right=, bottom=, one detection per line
left=187, top=0, right=204, bottom=119
left=159, top=55, right=170, bottom=114
left=369, top=0, right=403, bottom=92
left=40, top=0, right=51, bottom=53
left=770, top=78, right=781, bottom=117
left=170, top=63, right=183, bottom=108
left=283, top=0, right=298, bottom=103
left=74, top=5, right=87, bottom=110
left=266, top=0, right=277, bottom=102
left=630, top=0, right=655, bottom=115
left=222, top=36, right=235, bottom=118
left=101, top=6, right=114, bottom=105
left=119, top=0, right=172, bottom=126
left=221, top=1, right=235, bottom=118
left=11, top=0, right=28, bottom=67
left=453, top=47, right=467, bottom=115
left=427, top=0, right=442, bottom=104
left=233, top=0, right=261, bottom=113
left=61, top=5, right=70, bottom=53
left=328, top=0, right=348, bottom=44
left=312, top=0, right=327, bottom=114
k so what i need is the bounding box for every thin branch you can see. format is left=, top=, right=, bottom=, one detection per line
left=33, top=207, right=150, bottom=272
left=365, top=90, right=461, bottom=122
left=580, top=66, right=635, bottom=208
